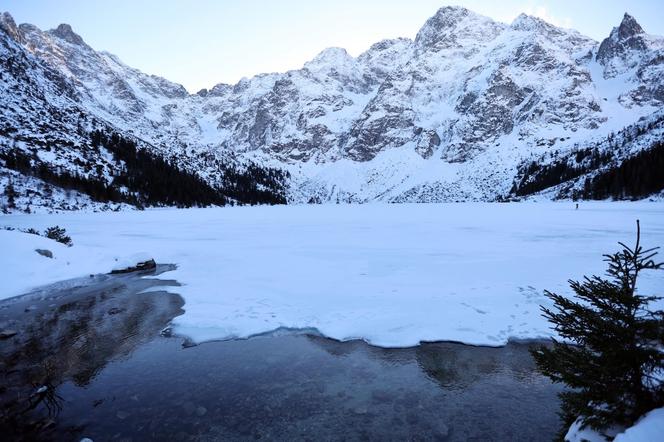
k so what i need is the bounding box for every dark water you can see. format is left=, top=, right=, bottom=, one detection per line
left=0, top=269, right=564, bottom=441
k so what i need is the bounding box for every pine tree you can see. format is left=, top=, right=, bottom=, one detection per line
left=5, top=179, right=17, bottom=209
left=531, top=221, right=664, bottom=437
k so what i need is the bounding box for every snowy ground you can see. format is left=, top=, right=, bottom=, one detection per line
left=566, top=407, right=664, bottom=442
left=1, top=202, right=663, bottom=347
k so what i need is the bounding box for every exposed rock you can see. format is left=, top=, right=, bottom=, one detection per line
left=415, top=6, right=503, bottom=51
left=415, top=129, right=441, bottom=159
left=0, top=11, right=23, bottom=43
left=110, top=259, right=156, bottom=274
left=0, top=329, right=17, bottom=339
left=35, top=248, right=53, bottom=259
left=49, top=24, right=87, bottom=47
left=597, top=14, right=649, bottom=76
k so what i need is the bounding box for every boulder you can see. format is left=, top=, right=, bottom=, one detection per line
left=35, top=248, right=53, bottom=258
left=110, top=258, right=156, bottom=274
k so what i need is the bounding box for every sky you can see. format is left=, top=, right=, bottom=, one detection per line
left=3, top=0, right=664, bottom=92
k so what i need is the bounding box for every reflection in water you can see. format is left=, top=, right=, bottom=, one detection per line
left=309, top=336, right=541, bottom=390
left=415, top=342, right=540, bottom=390
left=1, top=272, right=563, bottom=441
left=0, top=266, right=183, bottom=440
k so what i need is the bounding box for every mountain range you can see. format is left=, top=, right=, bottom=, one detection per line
left=1, top=6, right=663, bottom=212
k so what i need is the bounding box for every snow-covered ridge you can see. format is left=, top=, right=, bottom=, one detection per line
left=0, top=6, right=663, bottom=207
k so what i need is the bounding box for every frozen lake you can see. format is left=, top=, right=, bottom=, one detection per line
left=2, top=202, right=664, bottom=347
left=0, top=270, right=563, bottom=441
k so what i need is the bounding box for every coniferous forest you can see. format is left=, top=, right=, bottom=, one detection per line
left=511, top=140, right=664, bottom=200
left=90, top=130, right=228, bottom=207
left=580, top=141, right=664, bottom=200
left=511, top=147, right=613, bottom=197
left=511, top=114, right=664, bottom=200
left=1, top=130, right=289, bottom=208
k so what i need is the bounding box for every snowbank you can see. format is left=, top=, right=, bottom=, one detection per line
left=565, top=408, right=664, bottom=442
left=2, top=202, right=663, bottom=347
left=0, top=230, right=152, bottom=296
left=1, top=229, right=95, bottom=296
left=615, top=408, right=664, bottom=441
left=565, top=419, right=619, bottom=442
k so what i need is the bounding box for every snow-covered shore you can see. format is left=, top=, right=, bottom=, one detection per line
left=566, top=407, right=664, bottom=442
left=1, top=202, right=663, bottom=348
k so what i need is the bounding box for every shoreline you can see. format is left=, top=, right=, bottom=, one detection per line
left=3, top=267, right=555, bottom=351
left=0, top=272, right=564, bottom=440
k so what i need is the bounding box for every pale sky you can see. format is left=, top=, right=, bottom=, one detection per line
left=4, top=0, right=664, bottom=92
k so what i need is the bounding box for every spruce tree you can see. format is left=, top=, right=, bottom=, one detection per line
left=531, top=221, right=663, bottom=436
left=5, top=179, right=17, bottom=209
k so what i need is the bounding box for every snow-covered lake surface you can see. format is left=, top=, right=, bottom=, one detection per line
left=2, top=202, right=663, bottom=347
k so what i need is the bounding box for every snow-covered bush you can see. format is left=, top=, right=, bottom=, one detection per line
left=44, top=226, right=73, bottom=246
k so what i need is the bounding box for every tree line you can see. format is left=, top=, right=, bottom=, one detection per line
left=1, top=148, right=126, bottom=204
left=91, top=130, right=289, bottom=206
left=579, top=141, right=664, bottom=200
left=91, top=130, right=228, bottom=207
left=510, top=113, right=664, bottom=200
left=511, top=147, right=612, bottom=196
left=1, top=130, right=289, bottom=209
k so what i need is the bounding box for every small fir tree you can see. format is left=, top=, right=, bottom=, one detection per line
left=531, top=220, right=663, bottom=437
left=5, top=179, right=17, bottom=209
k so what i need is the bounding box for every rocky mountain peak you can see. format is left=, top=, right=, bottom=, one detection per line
left=509, top=12, right=596, bottom=53
left=356, top=38, right=413, bottom=79
left=49, top=23, right=87, bottom=46
left=510, top=13, right=552, bottom=32
left=426, top=6, right=472, bottom=27
left=0, top=11, right=23, bottom=43
left=616, top=13, right=644, bottom=40
left=597, top=12, right=648, bottom=70
left=0, top=11, right=15, bottom=29
left=306, top=47, right=353, bottom=66
left=365, top=37, right=411, bottom=53
left=303, top=47, right=358, bottom=78
left=414, top=6, right=502, bottom=51
left=414, top=6, right=471, bottom=47
left=209, top=82, right=232, bottom=97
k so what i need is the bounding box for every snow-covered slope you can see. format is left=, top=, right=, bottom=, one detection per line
left=1, top=7, right=663, bottom=208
